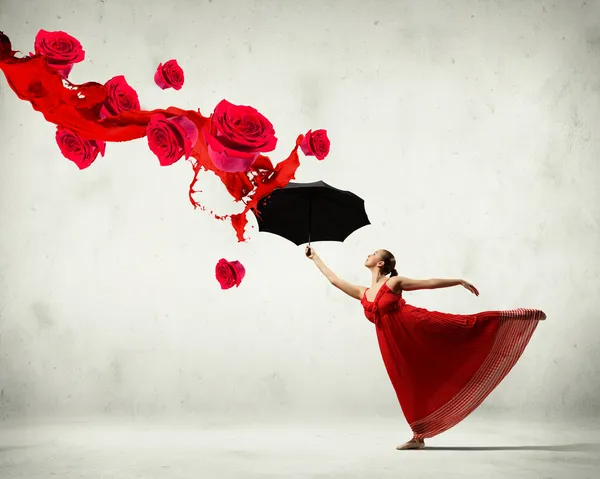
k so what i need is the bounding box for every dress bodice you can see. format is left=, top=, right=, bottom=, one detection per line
left=361, top=281, right=406, bottom=324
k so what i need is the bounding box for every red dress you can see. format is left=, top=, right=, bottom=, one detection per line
left=361, top=280, right=545, bottom=440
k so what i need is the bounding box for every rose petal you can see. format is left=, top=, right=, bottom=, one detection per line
left=207, top=143, right=259, bottom=173
left=95, top=139, right=106, bottom=157
left=169, top=116, right=198, bottom=159
left=300, top=129, right=313, bottom=156
left=153, top=63, right=169, bottom=90
left=55, top=63, right=73, bottom=78
left=230, top=260, right=246, bottom=286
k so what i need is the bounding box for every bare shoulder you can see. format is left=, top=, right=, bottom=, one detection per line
left=387, top=276, right=404, bottom=294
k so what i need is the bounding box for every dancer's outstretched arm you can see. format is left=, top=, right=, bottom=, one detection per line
left=388, top=276, right=479, bottom=296
left=305, top=246, right=366, bottom=300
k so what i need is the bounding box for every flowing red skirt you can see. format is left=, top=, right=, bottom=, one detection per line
left=361, top=281, right=545, bottom=439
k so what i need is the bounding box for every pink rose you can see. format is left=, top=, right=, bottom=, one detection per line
left=154, top=59, right=185, bottom=90
left=146, top=114, right=199, bottom=166
left=203, top=99, right=277, bottom=173
left=215, top=259, right=246, bottom=289
left=100, top=75, right=140, bottom=118
left=300, top=129, right=330, bottom=160
left=55, top=127, right=105, bottom=170
left=34, top=29, right=85, bottom=77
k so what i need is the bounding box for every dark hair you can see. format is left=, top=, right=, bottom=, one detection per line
left=379, top=249, right=397, bottom=277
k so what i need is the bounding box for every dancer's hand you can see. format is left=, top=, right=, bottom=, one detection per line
left=305, top=245, right=316, bottom=259
left=460, top=280, right=479, bottom=296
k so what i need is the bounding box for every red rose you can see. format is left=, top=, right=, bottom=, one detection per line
left=154, top=59, right=185, bottom=90
left=55, top=127, right=105, bottom=170
left=215, top=259, right=246, bottom=289
left=300, top=129, right=330, bottom=160
left=100, top=75, right=140, bottom=118
left=146, top=114, right=199, bottom=166
left=203, top=99, right=277, bottom=173
left=34, top=29, right=85, bottom=77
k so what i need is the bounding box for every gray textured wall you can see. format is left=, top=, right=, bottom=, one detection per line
left=0, top=0, right=599, bottom=422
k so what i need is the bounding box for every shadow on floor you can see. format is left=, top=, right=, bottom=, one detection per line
left=425, top=443, right=600, bottom=452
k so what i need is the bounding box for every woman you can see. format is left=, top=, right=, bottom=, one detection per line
left=306, top=246, right=546, bottom=450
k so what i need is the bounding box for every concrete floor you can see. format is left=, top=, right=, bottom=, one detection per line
left=0, top=416, right=599, bottom=478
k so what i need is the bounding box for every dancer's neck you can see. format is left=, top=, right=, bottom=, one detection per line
left=370, top=269, right=387, bottom=287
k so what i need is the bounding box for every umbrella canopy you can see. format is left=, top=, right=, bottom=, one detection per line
left=252, top=180, right=370, bottom=247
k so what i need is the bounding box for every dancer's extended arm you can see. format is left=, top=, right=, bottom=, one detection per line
left=306, top=247, right=366, bottom=300
left=388, top=277, right=479, bottom=296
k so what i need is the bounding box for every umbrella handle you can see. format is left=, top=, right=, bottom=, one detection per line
left=306, top=199, right=312, bottom=257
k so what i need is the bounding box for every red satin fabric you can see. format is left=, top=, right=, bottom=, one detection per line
left=361, top=281, right=545, bottom=439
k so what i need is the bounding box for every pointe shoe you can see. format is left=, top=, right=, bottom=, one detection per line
left=396, top=438, right=425, bottom=450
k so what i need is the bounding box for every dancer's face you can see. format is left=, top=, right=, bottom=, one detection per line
left=364, top=250, right=385, bottom=269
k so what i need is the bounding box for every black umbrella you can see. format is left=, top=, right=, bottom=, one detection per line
left=252, top=180, right=370, bottom=255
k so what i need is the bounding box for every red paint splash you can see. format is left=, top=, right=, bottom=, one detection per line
left=0, top=31, right=303, bottom=242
